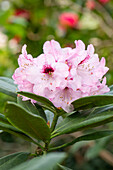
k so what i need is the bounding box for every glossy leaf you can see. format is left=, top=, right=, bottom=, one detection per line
left=74, top=130, right=113, bottom=142
left=12, top=152, right=66, bottom=170
left=90, top=104, right=113, bottom=115
left=0, top=113, right=10, bottom=124
left=49, top=130, right=113, bottom=151
left=107, top=85, right=113, bottom=94
left=17, top=97, right=47, bottom=121
left=0, top=113, right=23, bottom=132
left=18, top=91, right=56, bottom=112
left=72, top=94, right=113, bottom=110
left=5, top=102, right=50, bottom=142
left=35, top=103, right=47, bottom=121
left=0, top=113, right=37, bottom=144
left=51, top=111, right=113, bottom=138
left=0, top=152, right=30, bottom=170
left=0, top=77, right=17, bottom=98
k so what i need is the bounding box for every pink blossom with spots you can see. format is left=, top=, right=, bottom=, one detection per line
left=29, top=53, right=69, bottom=96
left=12, top=45, right=34, bottom=101
left=12, top=40, right=110, bottom=112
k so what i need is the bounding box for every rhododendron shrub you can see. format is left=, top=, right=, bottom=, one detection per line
left=1, top=40, right=113, bottom=169
left=13, top=40, right=109, bottom=112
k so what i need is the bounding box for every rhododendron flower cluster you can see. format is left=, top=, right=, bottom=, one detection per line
left=13, top=40, right=110, bottom=112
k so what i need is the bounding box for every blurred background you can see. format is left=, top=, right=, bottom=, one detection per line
left=0, top=0, right=113, bottom=169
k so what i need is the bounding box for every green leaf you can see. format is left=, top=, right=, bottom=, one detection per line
left=74, top=130, right=113, bottom=141
left=5, top=24, right=26, bottom=38
left=72, top=94, right=113, bottom=110
left=17, top=97, right=47, bottom=121
left=5, top=102, right=50, bottom=142
left=0, top=113, right=10, bottom=124
left=77, top=104, right=113, bottom=121
left=0, top=113, right=22, bottom=132
left=51, top=111, right=113, bottom=138
left=0, top=113, right=37, bottom=144
left=0, top=10, right=13, bottom=25
left=49, top=130, right=113, bottom=151
left=35, top=103, right=47, bottom=121
left=0, top=77, right=17, bottom=98
left=107, top=85, right=113, bottom=94
left=109, top=85, right=113, bottom=90
left=58, top=164, right=72, bottom=170
left=18, top=91, right=56, bottom=112
left=0, top=126, right=37, bottom=144
left=90, top=104, right=113, bottom=115
left=12, top=152, right=66, bottom=170
left=0, top=152, right=30, bottom=170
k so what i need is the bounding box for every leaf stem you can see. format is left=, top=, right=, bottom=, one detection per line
left=50, top=114, right=59, bottom=133
left=33, top=140, right=45, bottom=151
left=48, top=138, right=77, bottom=151
left=44, top=141, right=49, bottom=153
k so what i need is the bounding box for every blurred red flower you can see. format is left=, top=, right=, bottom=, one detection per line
left=14, top=9, right=30, bottom=20
left=86, top=0, right=95, bottom=10
left=59, top=12, right=79, bottom=29
left=13, top=36, right=21, bottom=43
left=98, top=0, right=110, bottom=4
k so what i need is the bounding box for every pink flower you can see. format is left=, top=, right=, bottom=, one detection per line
left=12, top=45, right=34, bottom=101
left=18, top=45, right=33, bottom=65
left=63, top=40, right=87, bottom=69
left=30, top=53, right=69, bottom=96
left=44, top=87, right=82, bottom=113
left=90, top=77, right=110, bottom=95
left=59, top=12, right=79, bottom=30
left=98, top=0, right=110, bottom=4
left=43, top=40, right=62, bottom=62
left=12, top=40, right=110, bottom=112
left=76, top=43, right=109, bottom=86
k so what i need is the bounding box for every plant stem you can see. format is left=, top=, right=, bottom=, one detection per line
left=50, top=114, right=59, bottom=133
left=43, top=114, right=59, bottom=153
left=44, top=142, right=49, bottom=153
left=48, top=138, right=77, bottom=152
left=33, top=141, right=45, bottom=151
